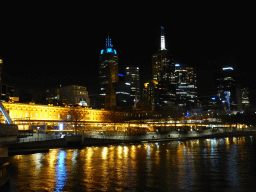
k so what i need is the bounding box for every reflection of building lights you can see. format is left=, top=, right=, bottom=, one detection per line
left=102, top=147, right=108, bottom=160
left=55, top=150, right=67, bottom=192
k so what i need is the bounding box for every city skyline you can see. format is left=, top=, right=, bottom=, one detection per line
left=1, top=8, right=254, bottom=105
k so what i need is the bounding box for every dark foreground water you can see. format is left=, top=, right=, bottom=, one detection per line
left=7, top=136, right=256, bottom=191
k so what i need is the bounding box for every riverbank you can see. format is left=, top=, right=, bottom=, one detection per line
left=6, top=130, right=256, bottom=156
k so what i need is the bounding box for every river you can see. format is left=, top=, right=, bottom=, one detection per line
left=6, top=136, right=256, bottom=191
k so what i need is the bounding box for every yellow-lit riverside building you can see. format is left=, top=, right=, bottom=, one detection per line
left=1, top=102, right=250, bottom=133
left=1, top=102, right=126, bottom=131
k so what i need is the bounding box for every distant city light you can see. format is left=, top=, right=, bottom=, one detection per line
left=175, top=64, right=180, bottom=67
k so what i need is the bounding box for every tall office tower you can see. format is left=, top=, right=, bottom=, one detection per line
left=173, top=63, right=198, bottom=109
left=98, top=36, right=118, bottom=109
left=152, top=27, right=175, bottom=107
left=236, top=87, right=250, bottom=111
left=216, top=67, right=237, bottom=111
left=125, top=66, right=140, bottom=104
left=152, top=26, right=169, bottom=81
left=99, top=36, right=119, bottom=95
left=143, top=80, right=159, bottom=110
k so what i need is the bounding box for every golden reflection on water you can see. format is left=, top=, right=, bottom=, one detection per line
left=9, top=136, right=256, bottom=191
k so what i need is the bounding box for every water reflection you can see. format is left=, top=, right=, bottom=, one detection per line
left=55, top=150, right=67, bottom=191
left=8, top=136, right=256, bottom=191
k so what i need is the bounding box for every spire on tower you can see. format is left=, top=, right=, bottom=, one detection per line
left=100, top=35, right=117, bottom=55
left=106, top=35, right=113, bottom=48
left=160, top=26, right=167, bottom=51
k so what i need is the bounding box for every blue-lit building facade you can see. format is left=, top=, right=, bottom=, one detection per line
left=216, top=67, right=237, bottom=111
left=216, top=67, right=250, bottom=112
left=193, top=66, right=250, bottom=115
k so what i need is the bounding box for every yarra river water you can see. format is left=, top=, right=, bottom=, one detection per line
left=6, top=136, right=256, bottom=191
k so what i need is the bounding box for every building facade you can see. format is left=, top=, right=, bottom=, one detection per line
left=143, top=80, right=159, bottom=110
left=99, top=36, right=118, bottom=95
left=216, top=67, right=237, bottom=111
left=1, top=102, right=127, bottom=130
left=1, top=84, right=14, bottom=102
left=151, top=27, right=176, bottom=107
left=173, top=63, right=198, bottom=109
left=97, top=36, right=119, bottom=109
left=125, top=66, right=140, bottom=104
left=152, top=27, right=170, bottom=82
left=236, top=87, right=250, bottom=111
left=57, top=85, right=90, bottom=106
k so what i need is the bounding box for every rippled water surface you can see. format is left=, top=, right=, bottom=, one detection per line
left=7, top=136, right=256, bottom=191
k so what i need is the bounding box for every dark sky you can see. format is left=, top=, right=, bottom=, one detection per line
left=1, top=4, right=255, bottom=104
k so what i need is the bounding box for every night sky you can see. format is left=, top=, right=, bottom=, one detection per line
left=1, top=4, right=255, bottom=105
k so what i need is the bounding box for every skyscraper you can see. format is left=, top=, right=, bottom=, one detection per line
left=99, top=36, right=118, bottom=95
left=98, top=36, right=118, bottom=109
left=151, top=27, right=175, bottom=107
left=173, top=63, right=198, bottom=109
left=152, top=26, right=169, bottom=82
left=236, top=87, right=250, bottom=111
left=216, top=67, right=237, bottom=111
left=125, top=66, right=140, bottom=102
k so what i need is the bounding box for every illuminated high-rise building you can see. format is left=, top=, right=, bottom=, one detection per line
left=125, top=66, right=140, bottom=102
left=173, top=63, right=198, bottom=109
left=98, top=36, right=118, bottom=109
left=152, top=26, right=170, bottom=81
left=99, top=36, right=118, bottom=95
left=151, top=27, right=176, bottom=107
left=216, top=67, right=237, bottom=111
left=236, top=87, right=250, bottom=111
